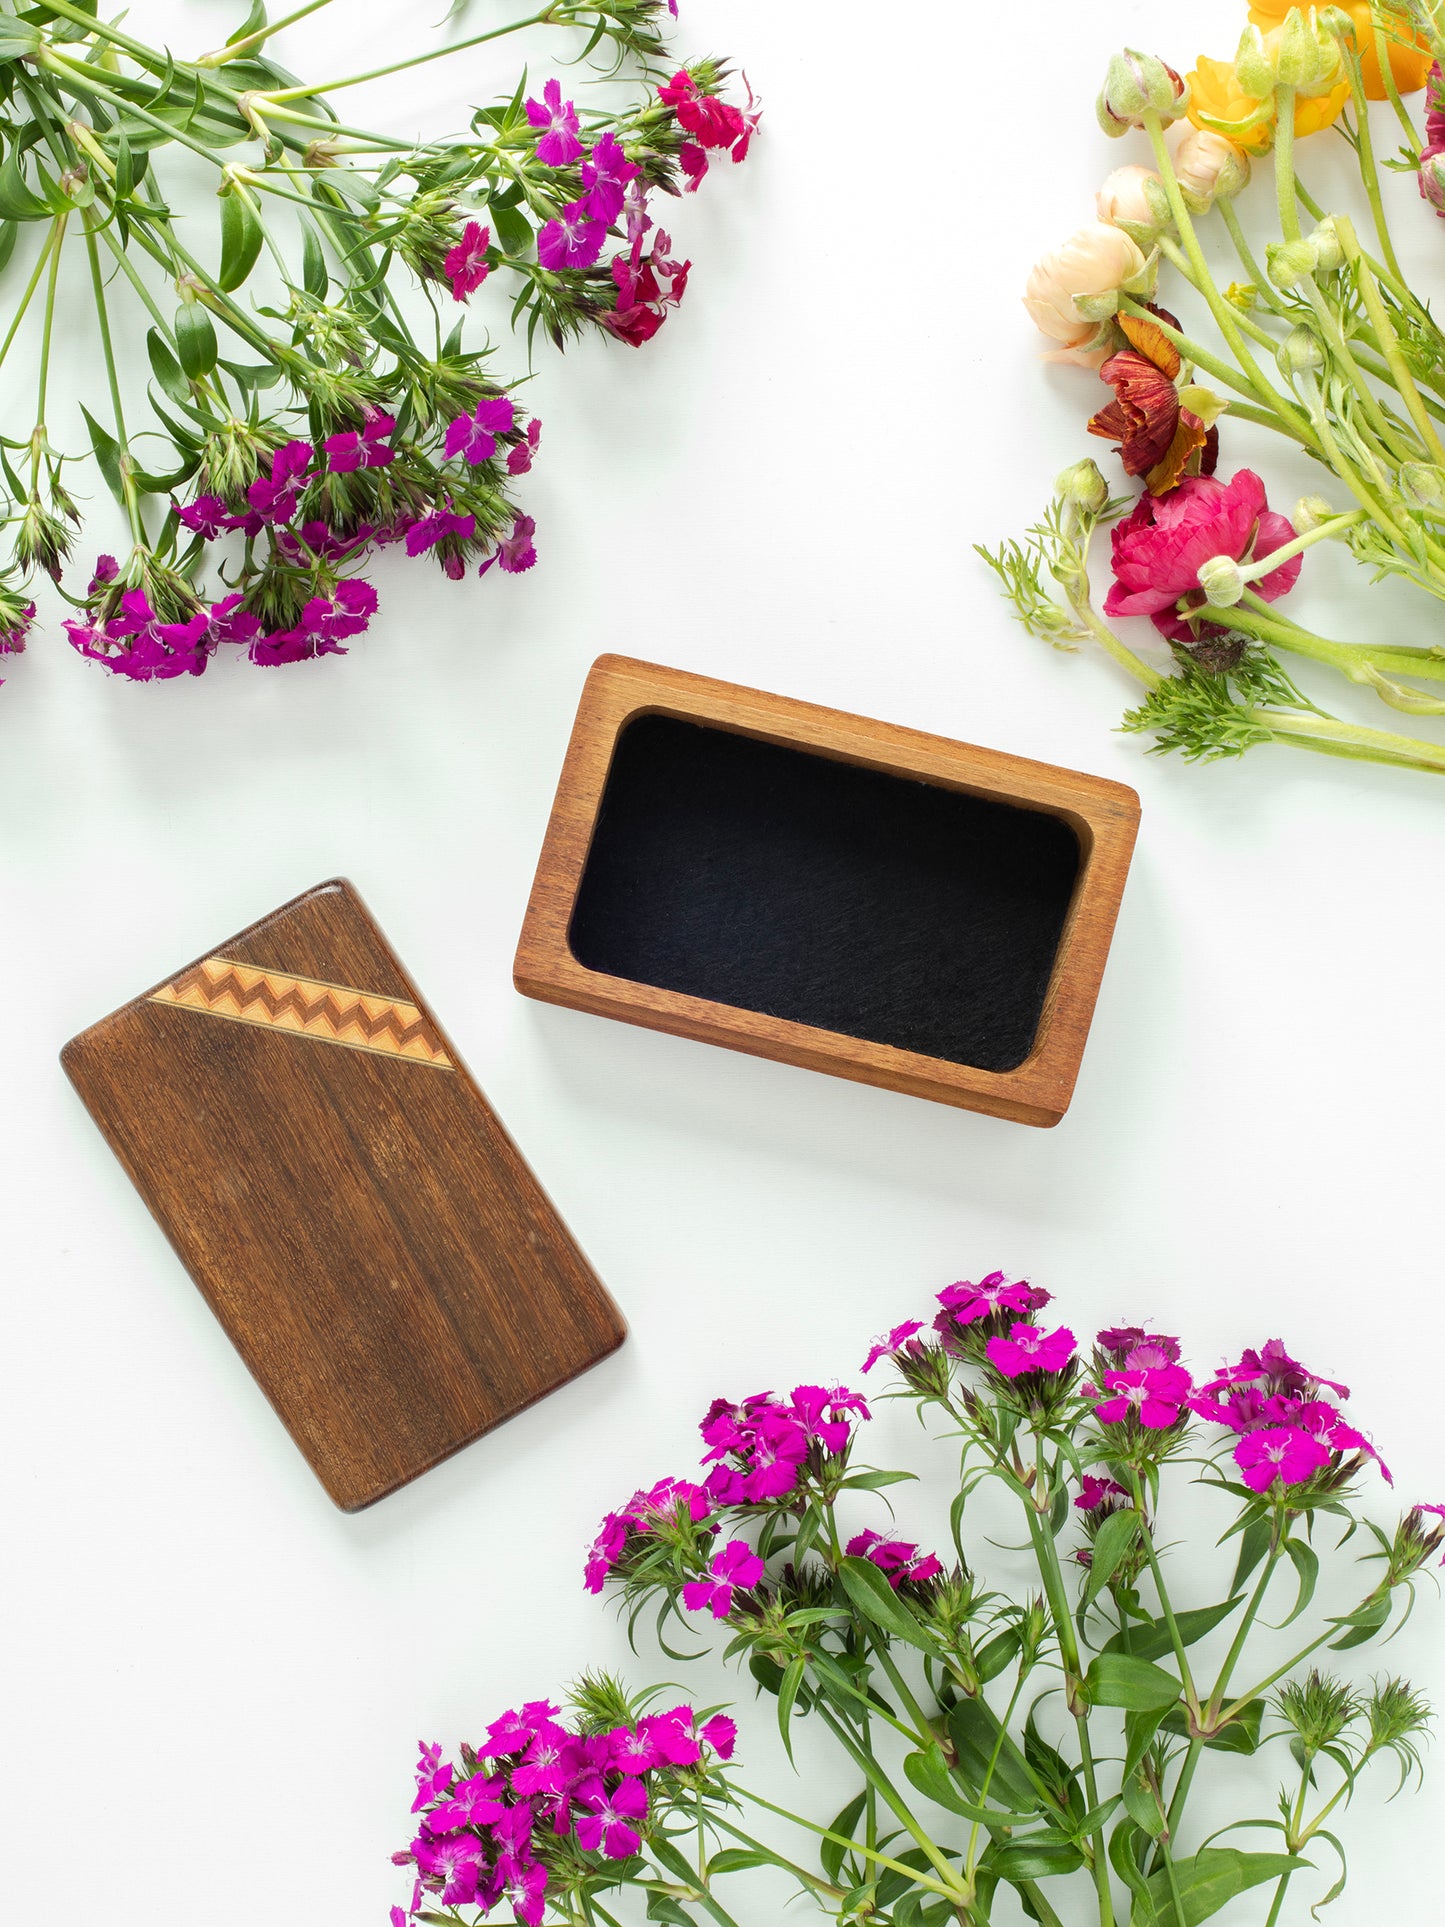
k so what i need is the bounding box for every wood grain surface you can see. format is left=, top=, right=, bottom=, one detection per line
left=514, top=656, right=1141, bottom=1128
left=62, top=879, right=625, bottom=1510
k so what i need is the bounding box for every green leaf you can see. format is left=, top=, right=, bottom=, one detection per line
left=976, top=1627, right=1023, bottom=1684
left=947, top=1701, right=1041, bottom=1814
left=0, top=22, right=41, bottom=58
left=491, top=197, right=532, bottom=256
left=1132, top=1848, right=1310, bottom=1927
left=844, top=1469, right=919, bottom=1492
left=1329, top=1594, right=1391, bottom=1650
left=989, top=1836, right=1087, bottom=1882
left=1161, top=1698, right=1265, bottom=1755
left=1229, top=1515, right=1273, bottom=1594
left=227, top=0, right=268, bottom=46
left=904, top=1745, right=1033, bottom=1828
left=1104, top=1598, right=1243, bottom=1664
left=819, top=1791, right=866, bottom=1885
left=1082, top=1654, right=1182, bottom=1713
left=706, top=1848, right=772, bottom=1874
left=301, top=222, right=328, bottom=298
left=1110, top=1819, right=1157, bottom=1921
left=80, top=404, right=127, bottom=509
left=0, top=147, right=53, bottom=223
left=1123, top=1706, right=1168, bottom=1781
left=0, top=220, right=15, bottom=273
left=1275, top=1539, right=1319, bottom=1630
left=174, top=301, right=217, bottom=379
left=838, top=1556, right=941, bottom=1657
left=147, top=328, right=191, bottom=404
left=1085, top=1508, right=1141, bottom=1606
left=776, top=1653, right=805, bottom=1761
left=1122, top=1769, right=1167, bottom=1839
left=217, top=188, right=263, bottom=291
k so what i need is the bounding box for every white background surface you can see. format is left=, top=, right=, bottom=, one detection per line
left=3, top=2, right=1443, bottom=1921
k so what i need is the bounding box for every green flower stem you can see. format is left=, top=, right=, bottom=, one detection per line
left=733, top=1778, right=963, bottom=1901
left=1263, top=1867, right=1294, bottom=1927
left=1293, top=273, right=1420, bottom=467
left=1205, top=1531, right=1284, bottom=1724
left=259, top=7, right=562, bottom=101
left=1123, top=1474, right=1199, bottom=1713
left=1239, top=510, right=1368, bottom=580
left=1371, top=10, right=1421, bottom=146
left=81, top=209, right=146, bottom=544
left=811, top=1701, right=969, bottom=1900
left=964, top=1669, right=1027, bottom=1881
left=1219, top=1583, right=1392, bottom=1720
left=0, top=219, right=62, bottom=379
left=1215, top=198, right=1291, bottom=318
left=1338, top=215, right=1445, bottom=466
left=1247, top=705, right=1445, bottom=771
left=1201, top=594, right=1445, bottom=686
left=644, top=1859, right=745, bottom=1927
left=196, top=0, right=337, bottom=66
left=1292, top=370, right=1445, bottom=572
left=1293, top=176, right=1422, bottom=315
left=1143, top=113, right=1315, bottom=443
left=1021, top=1503, right=1116, bottom=1926
left=33, top=209, right=66, bottom=480
left=1274, top=87, right=1303, bottom=245
left=707, top=1814, right=844, bottom=1903
left=1338, top=41, right=1406, bottom=282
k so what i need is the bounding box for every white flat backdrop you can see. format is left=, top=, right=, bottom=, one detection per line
left=3, top=4, right=1443, bottom=1920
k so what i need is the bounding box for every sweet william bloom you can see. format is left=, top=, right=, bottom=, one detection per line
left=325, top=414, right=396, bottom=473
left=988, top=1323, right=1077, bottom=1378
left=413, top=1832, right=484, bottom=1906
left=581, top=132, right=641, bottom=224
left=791, top=1383, right=869, bottom=1452
left=574, top=1775, right=648, bottom=1858
left=508, top=417, right=543, bottom=476
left=682, top=1537, right=765, bottom=1618
left=538, top=199, right=606, bottom=272
left=1096, top=165, right=1163, bottom=231
left=428, top=1771, right=508, bottom=1832
left=444, top=395, right=517, bottom=466
left=0, top=597, right=35, bottom=653
left=659, top=69, right=745, bottom=149
left=847, top=1528, right=943, bottom=1588
left=1104, top=469, right=1302, bottom=642
left=405, top=507, right=475, bottom=557
left=445, top=221, right=491, bottom=301
left=525, top=78, right=583, bottom=167
left=701, top=1713, right=737, bottom=1758
left=247, top=440, right=314, bottom=522
left=498, top=1858, right=547, bottom=1926
left=1235, top=1424, right=1331, bottom=1493
left=862, top=1318, right=924, bottom=1373
left=1024, top=223, right=1148, bottom=369
left=938, top=1271, right=1044, bottom=1326
left=412, top=1742, right=452, bottom=1810
left=1095, top=1364, right=1194, bottom=1428
left=1203, top=1340, right=1349, bottom=1403
left=1075, top=1474, right=1128, bottom=1511
left=477, top=1700, right=561, bottom=1759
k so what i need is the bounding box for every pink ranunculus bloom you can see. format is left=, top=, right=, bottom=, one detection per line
left=1234, top=1425, right=1331, bottom=1493
left=445, top=220, right=491, bottom=301
left=525, top=77, right=584, bottom=168
left=987, top=1323, right=1077, bottom=1379
left=1075, top=1474, right=1128, bottom=1511
left=1103, top=469, right=1303, bottom=642
left=861, top=1318, right=925, bottom=1373
left=538, top=199, right=606, bottom=271
left=1094, top=1364, right=1193, bottom=1429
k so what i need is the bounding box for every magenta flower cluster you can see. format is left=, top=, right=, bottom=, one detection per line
left=700, top=1384, right=870, bottom=1503
left=394, top=1701, right=735, bottom=1926
left=846, top=1528, right=943, bottom=1590
left=585, top=1477, right=711, bottom=1594
left=1193, top=1339, right=1390, bottom=1492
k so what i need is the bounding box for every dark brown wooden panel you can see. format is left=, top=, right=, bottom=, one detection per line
left=62, top=879, right=625, bottom=1510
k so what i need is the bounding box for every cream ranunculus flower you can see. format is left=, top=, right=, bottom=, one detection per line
left=1173, top=127, right=1250, bottom=209
left=1023, top=222, right=1149, bottom=366
left=1095, top=165, right=1162, bottom=230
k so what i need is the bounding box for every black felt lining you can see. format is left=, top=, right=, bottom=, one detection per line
left=567, top=713, right=1082, bottom=1075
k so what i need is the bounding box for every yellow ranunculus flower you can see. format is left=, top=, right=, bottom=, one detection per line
left=1186, top=47, right=1351, bottom=155
left=1247, top=1, right=1431, bottom=98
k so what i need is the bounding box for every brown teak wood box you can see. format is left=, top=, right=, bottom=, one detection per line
left=62, top=879, right=625, bottom=1510
left=514, top=656, right=1140, bottom=1128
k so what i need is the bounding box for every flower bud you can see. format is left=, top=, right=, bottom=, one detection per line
left=1197, top=554, right=1246, bottom=605
left=1277, top=322, right=1324, bottom=374
left=1421, top=152, right=1445, bottom=216
left=1278, top=7, right=1344, bottom=96
left=1399, top=462, right=1445, bottom=510
left=1309, top=215, right=1343, bottom=272
left=1173, top=128, right=1251, bottom=210
left=1267, top=236, right=1320, bottom=287
left=1096, top=165, right=1166, bottom=239
left=1097, top=48, right=1189, bottom=135
left=1234, top=24, right=1278, bottom=98
left=1292, top=494, right=1336, bottom=533
left=1056, top=458, right=1110, bottom=515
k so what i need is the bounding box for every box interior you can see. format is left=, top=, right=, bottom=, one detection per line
left=566, top=714, right=1082, bottom=1075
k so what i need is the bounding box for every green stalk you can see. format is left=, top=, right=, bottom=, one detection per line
left=1218, top=1582, right=1391, bottom=1719
left=734, top=1779, right=963, bottom=1901
left=1204, top=594, right=1445, bottom=685
left=1338, top=39, right=1405, bottom=282
left=1123, top=1473, right=1199, bottom=1713
left=706, top=1814, right=845, bottom=1903
left=196, top=0, right=337, bottom=66
left=1275, top=87, right=1302, bottom=244
left=1337, top=216, right=1445, bottom=466
left=1298, top=276, right=1420, bottom=467
left=812, top=1702, right=969, bottom=1899
left=1372, top=9, right=1422, bottom=146
left=0, top=221, right=63, bottom=379
left=81, top=209, right=145, bottom=544
left=259, top=7, right=560, bottom=100
left=33, top=210, right=67, bottom=482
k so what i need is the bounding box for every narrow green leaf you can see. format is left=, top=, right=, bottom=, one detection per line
left=1082, top=1654, right=1182, bottom=1713
left=227, top=0, right=268, bottom=46
left=776, top=1653, right=805, bottom=1762
left=217, top=188, right=263, bottom=291
left=80, top=404, right=127, bottom=508
left=1121, top=1769, right=1167, bottom=1839
left=491, top=197, right=532, bottom=256
left=0, top=23, right=41, bottom=58
left=976, top=1627, right=1023, bottom=1684
left=174, top=301, right=217, bottom=379
left=988, top=1836, right=1087, bottom=1881
left=1085, top=1508, right=1141, bottom=1606
left=838, top=1556, right=942, bottom=1657
left=1161, top=1698, right=1265, bottom=1755
left=1230, top=1515, right=1273, bottom=1593
left=844, top=1469, right=919, bottom=1492
left=706, top=1848, right=772, bottom=1875
left=947, top=1699, right=1041, bottom=1814
left=1123, top=1706, right=1167, bottom=1781
left=1104, top=1598, right=1243, bottom=1663
left=147, top=328, right=191, bottom=404
left=0, top=220, right=15, bottom=272
left=0, top=147, right=53, bottom=223
left=1329, top=1594, right=1391, bottom=1650
left=1275, top=1539, right=1320, bottom=1630
left=301, top=222, right=328, bottom=298
left=1133, top=1848, right=1310, bottom=1927
left=904, top=1745, right=1034, bottom=1828
left=1110, top=1819, right=1157, bottom=1922
left=819, top=1791, right=867, bottom=1886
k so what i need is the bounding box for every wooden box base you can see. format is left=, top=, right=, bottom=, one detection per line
left=514, top=657, right=1140, bottom=1127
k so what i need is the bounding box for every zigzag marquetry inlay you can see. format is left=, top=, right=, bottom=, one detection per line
left=148, top=956, right=453, bottom=1069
